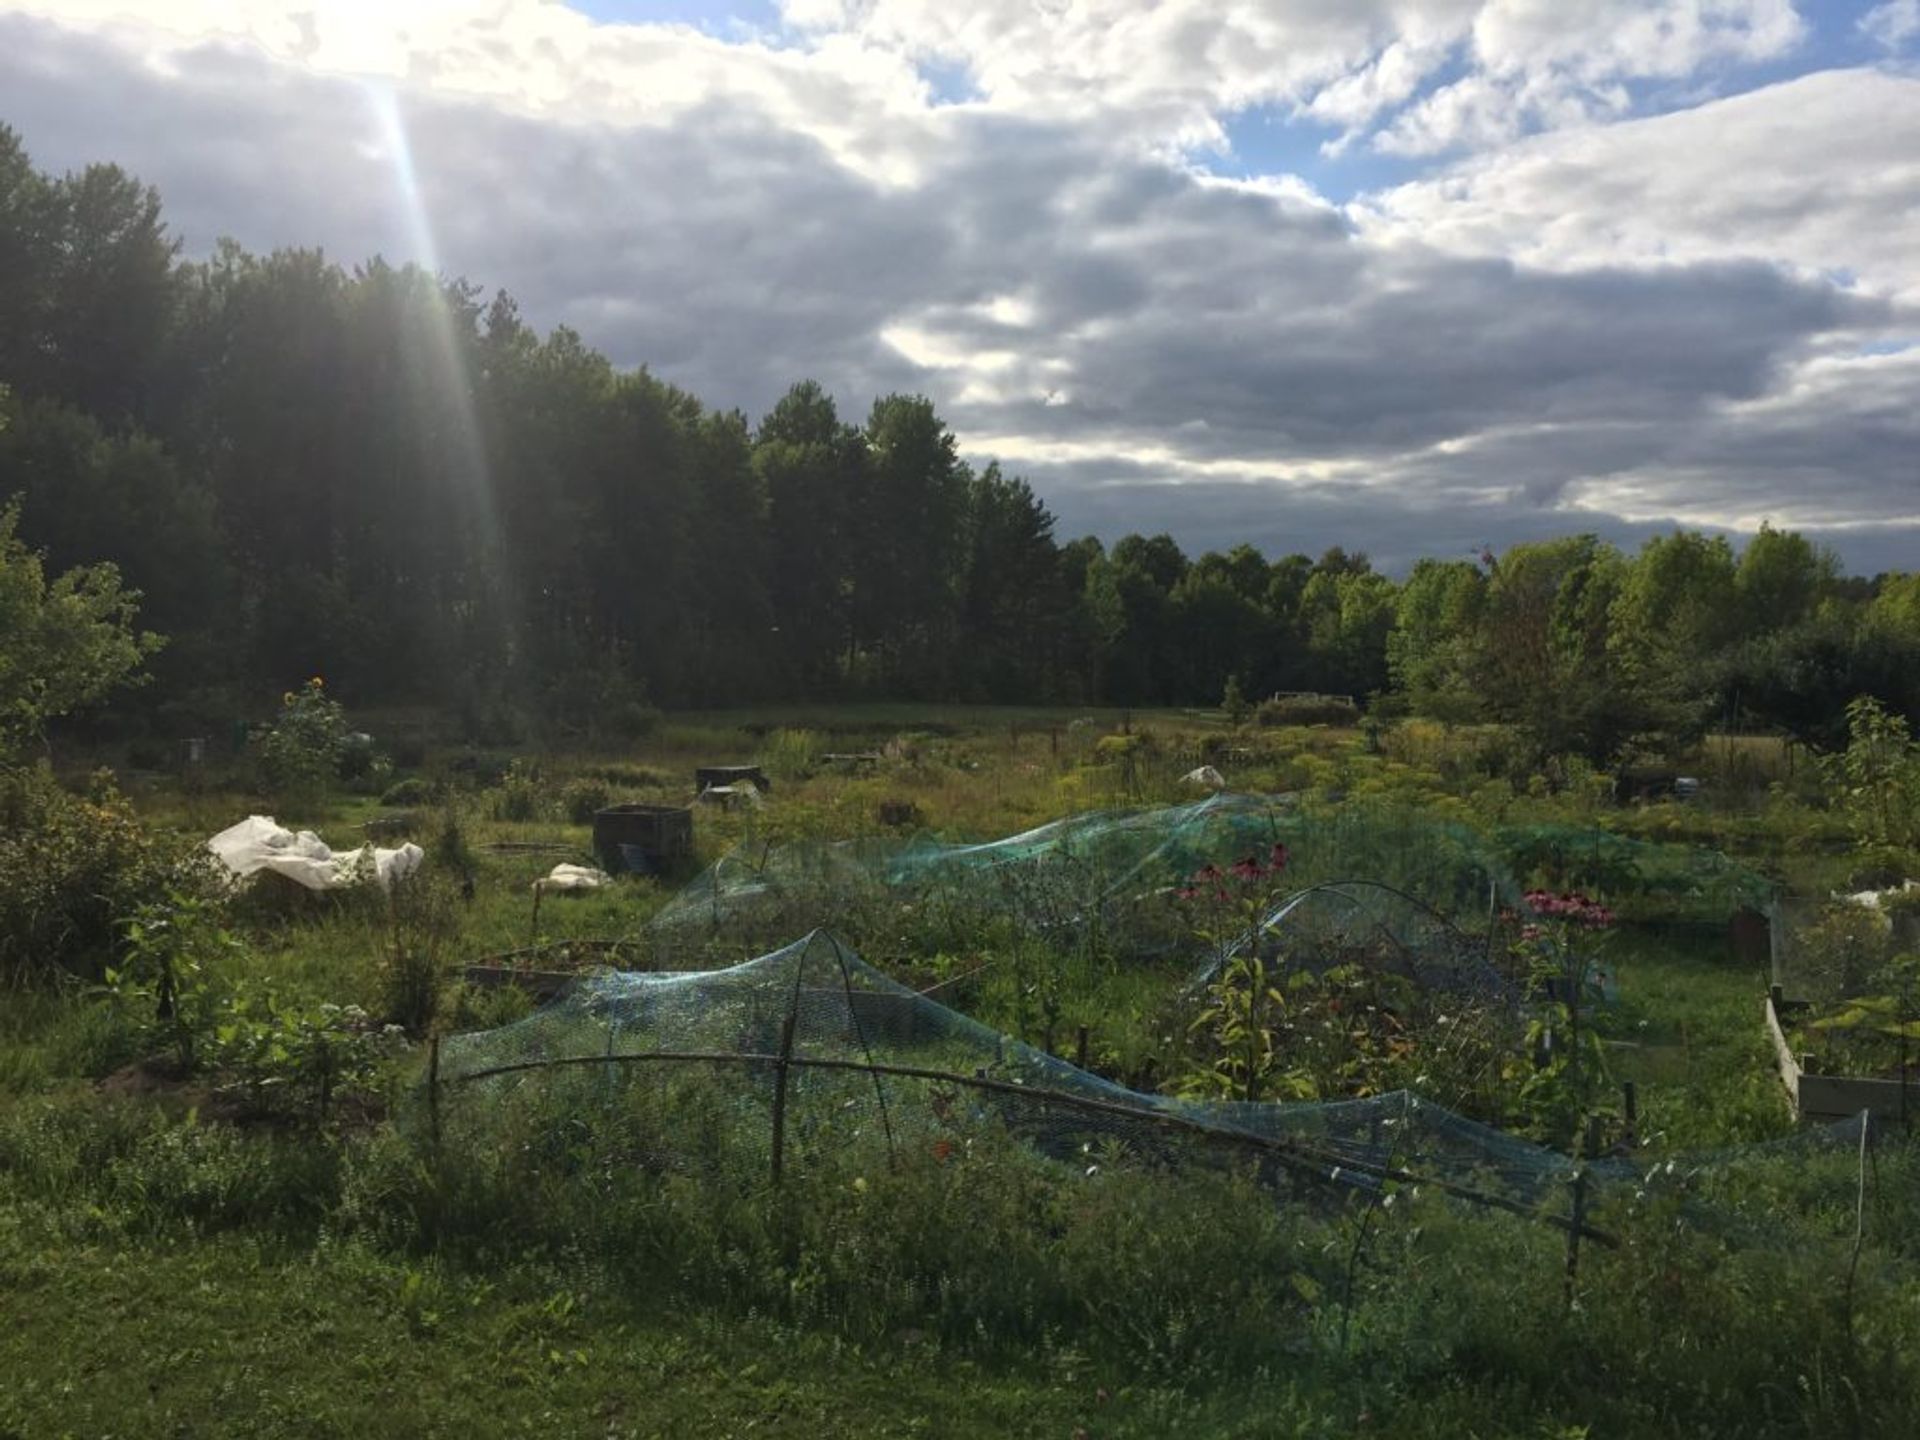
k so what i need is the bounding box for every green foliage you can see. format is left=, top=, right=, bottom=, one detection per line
left=0, top=765, right=174, bottom=983
left=1219, top=671, right=1249, bottom=724
left=558, top=776, right=611, bottom=825
left=380, top=776, right=436, bottom=807
left=1256, top=694, right=1361, bottom=727
left=760, top=726, right=821, bottom=780
left=0, top=498, right=163, bottom=757
left=254, top=677, right=349, bottom=808
left=1822, top=695, right=1920, bottom=851
left=371, top=871, right=460, bottom=1036
left=488, top=759, right=548, bottom=822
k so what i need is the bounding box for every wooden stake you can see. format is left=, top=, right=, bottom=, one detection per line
left=1563, top=1168, right=1588, bottom=1307
left=770, top=1008, right=798, bottom=1187
left=1074, top=1024, right=1090, bottom=1072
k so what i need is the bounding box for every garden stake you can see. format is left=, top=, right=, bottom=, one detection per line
left=770, top=1007, right=798, bottom=1187
left=1563, top=1168, right=1588, bottom=1308
left=528, top=882, right=543, bottom=947
left=1844, top=1110, right=1871, bottom=1345
left=1075, top=1024, right=1090, bottom=1072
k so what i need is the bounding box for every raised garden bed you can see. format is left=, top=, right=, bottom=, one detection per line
left=1764, top=988, right=1919, bottom=1123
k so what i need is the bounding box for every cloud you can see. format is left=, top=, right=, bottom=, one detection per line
left=1354, top=69, right=1920, bottom=306
left=1861, top=0, right=1920, bottom=53
left=777, top=0, right=1806, bottom=157
left=0, top=2, right=1914, bottom=577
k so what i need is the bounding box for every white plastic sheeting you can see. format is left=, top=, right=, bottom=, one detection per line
left=536, top=863, right=612, bottom=894
left=1180, top=765, right=1227, bottom=791
left=207, top=815, right=424, bottom=892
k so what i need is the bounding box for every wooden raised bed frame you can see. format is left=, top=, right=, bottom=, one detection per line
left=1765, top=988, right=1917, bottom=1123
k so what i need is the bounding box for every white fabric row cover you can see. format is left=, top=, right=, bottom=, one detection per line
left=537, top=863, right=612, bottom=893
left=207, top=815, right=424, bottom=892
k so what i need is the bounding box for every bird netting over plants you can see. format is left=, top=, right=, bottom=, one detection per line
left=638, top=794, right=1772, bottom=985
left=430, top=930, right=1883, bottom=1257
left=643, top=793, right=1523, bottom=968
left=1492, top=823, right=1774, bottom=925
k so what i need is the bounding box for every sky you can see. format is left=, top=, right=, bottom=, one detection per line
left=2, top=0, right=1916, bottom=573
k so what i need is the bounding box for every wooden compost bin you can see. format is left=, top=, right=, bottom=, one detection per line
left=592, top=803, right=693, bottom=875
left=1765, top=989, right=1918, bottom=1123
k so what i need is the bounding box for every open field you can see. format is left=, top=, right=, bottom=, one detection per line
left=6, top=708, right=1920, bottom=1438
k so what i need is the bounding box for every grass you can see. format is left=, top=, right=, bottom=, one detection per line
left=7, top=706, right=1920, bottom=1436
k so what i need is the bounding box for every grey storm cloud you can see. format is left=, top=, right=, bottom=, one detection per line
left=0, top=8, right=1914, bottom=572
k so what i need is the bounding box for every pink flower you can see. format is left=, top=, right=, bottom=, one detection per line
left=1230, top=856, right=1264, bottom=881
left=1270, top=842, right=1290, bottom=872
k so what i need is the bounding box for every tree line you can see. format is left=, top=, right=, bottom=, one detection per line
left=2, top=125, right=1916, bottom=761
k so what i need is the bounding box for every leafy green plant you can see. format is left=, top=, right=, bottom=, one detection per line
left=0, top=765, right=174, bottom=983
left=489, top=759, right=548, bottom=821
left=108, top=886, right=241, bottom=1071
left=381, top=776, right=436, bottom=807
left=1822, top=696, right=1920, bottom=852
left=559, top=777, right=611, bottom=825
left=1507, top=890, right=1616, bottom=1150
left=373, top=870, right=461, bottom=1037
left=256, top=677, right=350, bottom=809
left=1177, top=846, right=1301, bottom=1102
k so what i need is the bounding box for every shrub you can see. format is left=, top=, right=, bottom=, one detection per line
left=761, top=727, right=821, bottom=780
left=0, top=765, right=175, bottom=983
left=256, top=678, right=349, bottom=807
left=581, top=762, right=667, bottom=788
left=374, top=870, right=460, bottom=1036
left=1255, top=694, right=1361, bottom=728
left=381, top=776, right=436, bottom=807
left=488, top=760, right=548, bottom=822
left=560, top=778, right=613, bottom=826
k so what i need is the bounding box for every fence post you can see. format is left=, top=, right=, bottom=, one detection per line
left=1563, top=1168, right=1588, bottom=1308
left=770, top=1007, right=798, bottom=1187
left=1075, top=1024, right=1090, bottom=1072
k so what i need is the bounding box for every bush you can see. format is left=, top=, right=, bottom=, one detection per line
left=1255, top=694, right=1361, bottom=728
left=560, top=778, right=612, bottom=826
left=255, top=678, right=349, bottom=807
left=374, top=871, right=460, bottom=1036
left=580, top=762, right=667, bottom=788
left=0, top=765, right=175, bottom=983
left=488, top=760, right=548, bottom=822
left=380, top=777, right=436, bottom=807
left=761, top=727, right=821, bottom=780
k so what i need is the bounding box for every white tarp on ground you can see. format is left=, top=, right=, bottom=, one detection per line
left=537, top=863, right=612, bottom=893
left=1181, top=765, right=1227, bottom=790
left=207, top=815, right=424, bottom=892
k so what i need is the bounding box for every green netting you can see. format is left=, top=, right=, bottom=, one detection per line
left=645, top=794, right=1524, bottom=967
left=1492, top=823, right=1774, bottom=924
left=433, top=930, right=1883, bottom=1249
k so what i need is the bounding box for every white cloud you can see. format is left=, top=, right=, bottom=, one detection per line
left=1, top=1, right=1913, bottom=575
left=1354, top=69, right=1920, bottom=305
left=1861, top=0, right=1920, bottom=52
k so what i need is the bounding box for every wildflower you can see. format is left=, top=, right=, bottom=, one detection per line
left=1175, top=886, right=1200, bottom=902
left=1230, top=855, right=1264, bottom=881
left=932, top=1139, right=954, bottom=1163
left=1270, top=842, right=1290, bottom=871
